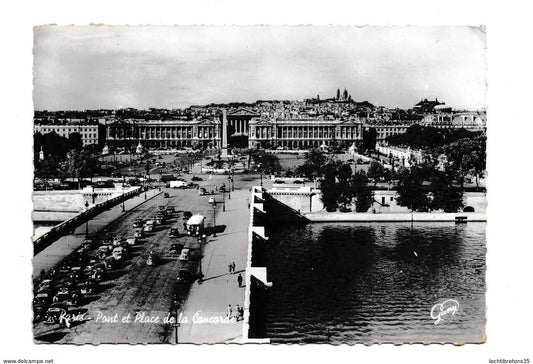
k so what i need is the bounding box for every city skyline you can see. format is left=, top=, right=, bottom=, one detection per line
left=33, top=26, right=487, bottom=111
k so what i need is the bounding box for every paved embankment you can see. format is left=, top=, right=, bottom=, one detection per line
left=303, top=211, right=486, bottom=222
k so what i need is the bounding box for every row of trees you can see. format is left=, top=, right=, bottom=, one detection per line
left=296, top=137, right=486, bottom=213
left=296, top=149, right=373, bottom=212
left=34, top=132, right=101, bottom=187
left=386, top=124, right=480, bottom=150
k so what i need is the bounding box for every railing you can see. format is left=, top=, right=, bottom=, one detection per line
left=33, top=187, right=142, bottom=255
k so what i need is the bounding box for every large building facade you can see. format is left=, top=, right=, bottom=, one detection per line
left=248, top=118, right=364, bottom=149
left=104, top=118, right=221, bottom=149
left=33, top=123, right=101, bottom=146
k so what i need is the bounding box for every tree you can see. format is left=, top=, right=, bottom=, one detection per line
left=430, top=170, right=464, bottom=212
left=68, top=132, right=83, bottom=150
left=367, top=160, right=386, bottom=186
left=319, top=162, right=339, bottom=212
left=352, top=171, right=373, bottom=212
left=296, top=148, right=328, bottom=180
left=64, top=150, right=99, bottom=188
left=362, top=127, right=377, bottom=150
left=442, top=135, right=486, bottom=189
left=396, top=166, right=431, bottom=212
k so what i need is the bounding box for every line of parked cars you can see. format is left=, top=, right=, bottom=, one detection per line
left=33, top=230, right=142, bottom=325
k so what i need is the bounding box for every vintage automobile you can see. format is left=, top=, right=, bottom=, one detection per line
left=69, top=266, right=84, bottom=281
left=126, top=237, right=137, bottom=246
left=169, top=243, right=183, bottom=255
left=165, top=206, right=175, bottom=213
left=33, top=292, right=52, bottom=306
left=82, top=238, right=94, bottom=249
left=112, top=247, right=124, bottom=261
left=182, top=211, right=192, bottom=220
left=144, top=220, right=155, bottom=232
left=133, top=228, right=145, bottom=238
left=179, top=248, right=190, bottom=261
left=176, top=262, right=197, bottom=283
left=133, top=219, right=145, bottom=229
left=169, top=228, right=179, bottom=238
left=97, top=245, right=113, bottom=260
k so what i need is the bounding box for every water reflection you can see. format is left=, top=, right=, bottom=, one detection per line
left=261, top=222, right=486, bottom=343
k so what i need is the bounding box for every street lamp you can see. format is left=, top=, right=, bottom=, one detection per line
left=121, top=176, right=126, bottom=212
left=222, top=189, right=226, bottom=212
left=84, top=201, right=89, bottom=236
left=227, top=176, right=231, bottom=199
left=209, top=198, right=217, bottom=237
left=173, top=307, right=180, bottom=344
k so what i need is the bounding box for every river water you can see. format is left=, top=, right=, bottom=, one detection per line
left=261, top=222, right=486, bottom=344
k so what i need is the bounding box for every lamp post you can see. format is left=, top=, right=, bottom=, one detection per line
left=227, top=176, right=231, bottom=199
left=84, top=201, right=89, bottom=236
left=222, top=189, right=226, bottom=212
left=173, top=307, right=180, bottom=344
left=210, top=199, right=217, bottom=237
left=121, top=176, right=126, bottom=212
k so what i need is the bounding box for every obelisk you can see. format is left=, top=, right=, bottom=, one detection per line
left=221, top=108, right=228, bottom=158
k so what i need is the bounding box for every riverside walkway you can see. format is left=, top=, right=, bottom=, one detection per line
left=176, top=187, right=250, bottom=344
left=32, top=189, right=161, bottom=282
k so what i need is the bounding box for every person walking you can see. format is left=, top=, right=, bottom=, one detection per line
left=235, top=304, right=241, bottom=321
left=237, top=273, right=243, bottom=288
left=231, top=262, right=236, bottom=274
left=226, top=304, right=232, bottom=318
left=228, top=263, right=232, bottom=275
left=238, top=305, right=244, bottom=321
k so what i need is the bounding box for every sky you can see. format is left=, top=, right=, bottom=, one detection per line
left=33, top=26, right=487, bottom=111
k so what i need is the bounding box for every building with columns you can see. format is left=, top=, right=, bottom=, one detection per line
left=226, top=108, right=260, bottom=136
left=248, top=118, right=364, bottom=149
left=105, top=118, right=221, bottom=149
left=422, top=111, right=486, bottom=131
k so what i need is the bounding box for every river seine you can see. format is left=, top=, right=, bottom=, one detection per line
left=262, top=222, right=485, bottom=344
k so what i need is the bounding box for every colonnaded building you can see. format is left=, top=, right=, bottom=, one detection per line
left=34, top=106, right=486, bottom=151
left=103, top=108, right=369, bottom=150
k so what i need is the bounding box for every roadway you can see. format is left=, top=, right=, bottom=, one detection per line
left=33, top=172, right=261, bottom=344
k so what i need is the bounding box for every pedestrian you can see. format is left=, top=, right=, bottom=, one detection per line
left=235, top=304, right=241, bottom=321
left=231, top=262, right=236, bottom=273
left=238, top=305, right=244, bottom=321
left=237, top=273, right=243, bottom=288
left=226, top=304, right=232, bottom=318
left=228, top=263, right=232, bottom=274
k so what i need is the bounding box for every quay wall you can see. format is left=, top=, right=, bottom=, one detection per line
left=33, top=186, right=141, bottom=255
left=266, top=187, right=486, bottom=215
left=33, top=187, right=130, bottom=217
left=242, top=187, right=271, bottom=344
left=303, top=211, right=486, bottom=222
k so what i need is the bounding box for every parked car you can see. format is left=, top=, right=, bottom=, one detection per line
left=182, top=211, right=192, bottom=220
left=179, top=248, right=190, bottom=261
left=112, top=247, right=124, bottom=260
left=169, top=228, right=179, bottom=238
left=134, top=229, right=145, bottom=238
left=166, top=206, right=175, bottom=213
left=144, top=220, right=155, bottom=232
left=82, top=239, right=94, bottom=249
left=133, top=219, right=144, bottom=228
left=126, top=237, right=137, bottom=246
left=169, top=243, right=183, bottom=255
